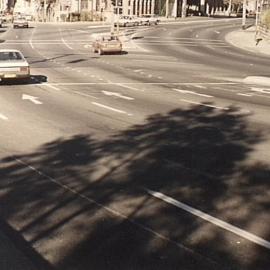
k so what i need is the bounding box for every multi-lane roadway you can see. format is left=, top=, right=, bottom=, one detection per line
left=0, top=18, right=270, bottom=270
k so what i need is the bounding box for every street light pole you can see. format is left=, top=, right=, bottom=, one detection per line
left=43, top=0, right=46, bottom=22
left=242, top=0, right=247, bottom=29
left=111, top=1, right=115, bottom=34
left=182, top=0, right=187, bottom=18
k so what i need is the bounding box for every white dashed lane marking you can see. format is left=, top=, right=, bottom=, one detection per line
left=173, top=88, right=213, bottom=98
left=92, top=102, right=133, bottom=116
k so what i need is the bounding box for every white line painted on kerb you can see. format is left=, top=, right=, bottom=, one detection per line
left=0, top=113, right=8, bottom=121
left=173, top=88, right=213, bottom=98
left=92, top=102, right=133, bottom=116
left=181, top=99, right=228, bottom=110
left=147, top=190, right=270, bottom=250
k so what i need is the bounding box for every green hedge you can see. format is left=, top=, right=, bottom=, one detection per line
left=262, top=9, right=270, bottom=28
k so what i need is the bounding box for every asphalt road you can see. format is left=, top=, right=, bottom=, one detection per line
left=0, top=18, right=270, bottom=270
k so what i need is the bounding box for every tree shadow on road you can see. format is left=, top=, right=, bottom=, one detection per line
left=0, top=104, right=269, bottom=270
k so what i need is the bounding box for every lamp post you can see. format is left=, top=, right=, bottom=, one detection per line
left=182, top=0, right=187, bottom=17
left=43, top=0, right=46, bottom=22
left=242, top=0, right=247, bottom=29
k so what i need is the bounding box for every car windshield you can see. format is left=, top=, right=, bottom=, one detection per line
left=0, top=51, right=23, bottom=61
left=102, top=36, right=119, bottom=41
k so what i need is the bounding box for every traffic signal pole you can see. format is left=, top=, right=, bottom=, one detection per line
left=111, top=0, right=115, bottom=34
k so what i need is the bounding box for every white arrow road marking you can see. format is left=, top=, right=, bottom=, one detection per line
left=147, top=190, right=270, bottom=250
left=173, top=88, right=213, bottom=98
left=22, top=94, right=43, bottom=105
left=0, top=113, right=8, bottom=121
left=102, top=90, right=134, bottom=100
left=92, top=102, right=133, bottom=116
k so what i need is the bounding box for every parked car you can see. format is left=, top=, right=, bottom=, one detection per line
left=0, top=49, right=30, bottom=81
left=13, top=17, right=29, bottom=28
left=92, top=35, right=122, bottom=55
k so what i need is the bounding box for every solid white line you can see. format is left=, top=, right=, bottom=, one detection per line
left=134, top=43, right=230, bottom=47
left=43, top=84, right=61, bottom=91
left=29, top=40, right=34, bottom=49
left=0, top=113, right=8, bottom=121
left=181, top=99, right=228, bottom=110
left=132, top=59, right=181, bottom=65
left=117, top=83, right=144, bottom=92
left=92, top=102, right=133, bottom=116
left=193, top=85, right=207, bottom=89
left=137, top=39, right=225, bottom=44
left=237, top=93, right=253, bottom=97
left=42, top=82, right=237, bottom=86
left=147, top=190, right=270, bottom=250
left=173, top=88, right=213, bottom=98
left=29, top=27, right=35, bottom=49
left=61, top=38, right=73, bottom=50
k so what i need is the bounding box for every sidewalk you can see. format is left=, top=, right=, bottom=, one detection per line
left=226, top=26, right=270, bottom=56
left=226, top=26, right=270, bottom=86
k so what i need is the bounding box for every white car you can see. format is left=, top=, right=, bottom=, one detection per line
left=115, top=16, right=137, bottom=27
left=0, top=49, right=30, bottom=81
left=13, top=17, right=29, bottom=28
left=139, top=15, right=159, bottom=25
